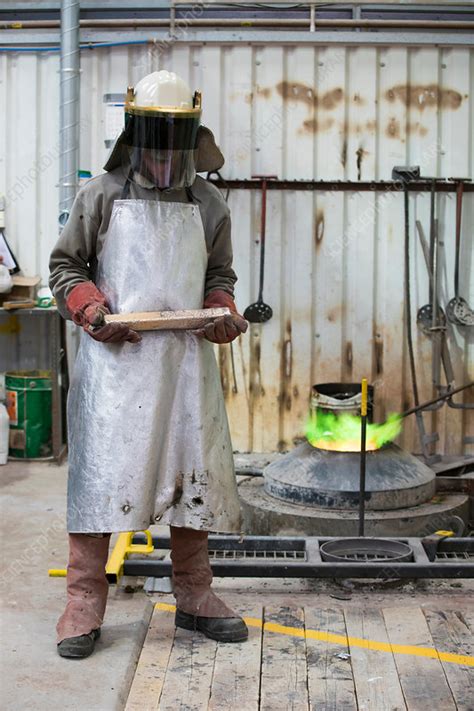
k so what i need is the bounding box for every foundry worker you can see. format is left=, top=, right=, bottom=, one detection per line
left=49, top=70, right=248, bottom=659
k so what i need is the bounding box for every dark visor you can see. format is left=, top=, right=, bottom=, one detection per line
left=123, top=112, right=200, bottom=152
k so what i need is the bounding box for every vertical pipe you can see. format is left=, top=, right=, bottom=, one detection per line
left=358, top=378, right=368, bottom=537
left=309, top=4, right=316, bottom=32
left=59, top=0, right=80, bottom=226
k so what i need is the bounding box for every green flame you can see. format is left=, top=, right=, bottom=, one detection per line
left=306, top=410, right=402, bottom=449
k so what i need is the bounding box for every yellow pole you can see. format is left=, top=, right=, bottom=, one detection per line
left=359, top=378, right=368, bottom=537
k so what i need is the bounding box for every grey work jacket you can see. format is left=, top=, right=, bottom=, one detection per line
left=49, top=167, right=236, bottom=319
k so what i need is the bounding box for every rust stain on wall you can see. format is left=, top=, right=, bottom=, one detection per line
left=248, top=334, right=264, bottom=398
left=386, top=117, right=401, bottom=138
left=408, top=122, right=428, bottom=136
left=276, top=82, right=344, bottom=111
left=345, top=341, right=353, bottom=373
left=301, top=117, right=334, bottom=133
left=340, top=138, right=348, bottom=168
left=327, top=305, right=344, bottom=323
left=356, top=147, right=367, bottom=181
left=321, top=87, right=344, bottom=110
left=278, top=320, right=293, bottom=417
left=385, top=84, right=463, bottom=110
left=315, top=209, right=325, bottom=248
left=386, top=118, right=430, bottom=139
left=374, top=336, right=384, bottom=377
left=353, top=93, right=366, bottom=105
left=256, top=85, right=272, bottom=99
left=277, top=80, right=315, bottom=108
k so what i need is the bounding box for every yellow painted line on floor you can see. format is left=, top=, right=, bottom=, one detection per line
left=155, top=602, right=473, bottom=668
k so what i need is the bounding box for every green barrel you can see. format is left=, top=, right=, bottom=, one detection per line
left=5, top=371, right=52, bottom=459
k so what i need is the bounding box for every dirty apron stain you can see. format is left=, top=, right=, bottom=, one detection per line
left=67, top=199, right=242, bottom=534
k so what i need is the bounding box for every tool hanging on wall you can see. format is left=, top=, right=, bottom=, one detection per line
left=416, top=220, right=473, bottom=412
left=416, top=211, right=448, bottom=402
left=244, top=175, right=277, bottom=323
left=392, top=166, right=439, bottom=464
left=446, top=179, right=473, bottom=326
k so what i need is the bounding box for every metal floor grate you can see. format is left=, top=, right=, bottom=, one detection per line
left=209, top=549, right=307, bottom=561
left=335, top=552, right=404, bottom=561
left=436, top=551, right=474, bottom=561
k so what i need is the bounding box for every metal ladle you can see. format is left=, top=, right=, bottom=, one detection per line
left=244, top=175, right=277, bottom=323
left=446, top=179, right=474, bottom=326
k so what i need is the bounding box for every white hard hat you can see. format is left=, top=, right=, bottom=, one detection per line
left=127, top=70, right=200, bottom=113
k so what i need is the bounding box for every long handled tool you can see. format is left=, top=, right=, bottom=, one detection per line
left=358, top=378, right=368, bottom=537
left=446, top=179, right=474, bottom=326
left=393, top=166, right=439, bottom=463
left=416, top=220, right=473, bottom=411
left=244, top=175, right=277, bottom=323
left=401, top=381, right=473, bottom=418
left=416, top=218, right=451, bottom=403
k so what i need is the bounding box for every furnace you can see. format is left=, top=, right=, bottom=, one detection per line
left=239, top=384, right=469, bottom=537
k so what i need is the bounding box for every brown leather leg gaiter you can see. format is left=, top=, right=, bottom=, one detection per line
left=56, top=533, right=111, bottom=644
left=170, top=526, right=236, bottom=618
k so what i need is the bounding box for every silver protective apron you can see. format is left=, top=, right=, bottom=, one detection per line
left=66, top=197, right=242, bottom=534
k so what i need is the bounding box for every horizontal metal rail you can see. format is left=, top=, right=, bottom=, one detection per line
left=124, top=534, right=474, bottom=580
left=4, top=0, right=474, bottom=9
left=207, top=180, right=474, bottom=193
left=3, top=19, right=474, bottom=30
left=1, top=29, right=473, bottom=47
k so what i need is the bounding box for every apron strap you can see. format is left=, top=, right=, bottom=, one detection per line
left=121, top=170, right=134, bottom=200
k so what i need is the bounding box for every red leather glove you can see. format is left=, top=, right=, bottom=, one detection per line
left=66, top=282, right=141, bottom=344
left=198, top=289, right=248, bottom=344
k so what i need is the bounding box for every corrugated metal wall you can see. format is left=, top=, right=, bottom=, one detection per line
left=1, top=43, right=473, bottom=454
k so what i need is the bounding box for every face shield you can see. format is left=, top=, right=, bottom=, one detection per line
left=122, top=92, right=201, bottom=189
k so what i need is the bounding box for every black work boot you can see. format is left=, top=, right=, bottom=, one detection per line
left=170, top=527, right=249, bottom=643
left=57, top=629, right=101, bottom=659
left=175, top=610, right=248, bottom=643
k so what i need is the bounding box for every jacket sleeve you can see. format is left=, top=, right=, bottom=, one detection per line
left=49, top=189, right=100, bottom=319
left=204, top=205, right=237, bottom=299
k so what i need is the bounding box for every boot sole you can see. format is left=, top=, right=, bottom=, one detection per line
left=57, top=629, right=101, bottom=659
left=175, top=610, right=248, bottom=643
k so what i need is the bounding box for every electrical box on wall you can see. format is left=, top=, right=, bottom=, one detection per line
left=103, top=94, right=125, bottom=149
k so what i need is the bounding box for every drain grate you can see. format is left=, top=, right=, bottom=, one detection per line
left=320, top=537, right=414, bottom=564
left=334, top=552, right=403, bottom=561
left=209, top=549, right=307, bottom=561
left=436, top=551, right=474, bottom=561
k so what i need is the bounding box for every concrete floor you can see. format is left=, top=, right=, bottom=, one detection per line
left=1, top=460, right=473, bottom=710
left=0, top=461, right=152, bottom=711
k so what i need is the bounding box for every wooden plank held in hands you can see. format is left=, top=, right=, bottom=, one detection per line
left=104, top=307, right=231, bottom=331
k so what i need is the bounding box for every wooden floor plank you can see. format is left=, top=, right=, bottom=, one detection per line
left=305, top=607, right=357, bottom=711
left=344, top=607, right=406, bottom=711
left=424, top=609, right=474, bottom=711
left=158, top=627, right=217, bottom=711
left=383, top=607, right=456, bottom=711
left=208, top=604, right=263, bottom=711
left=260, top=606, right=309, bottom=711
left=125, top=605, right=176, bottom=711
